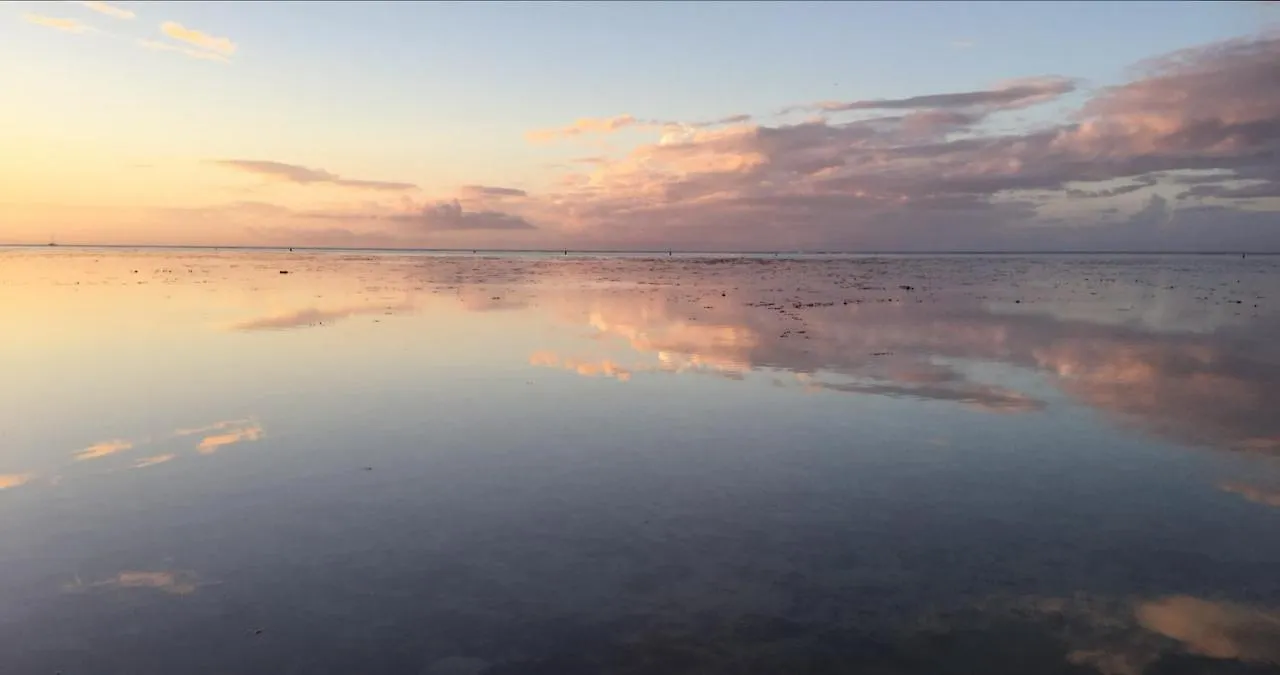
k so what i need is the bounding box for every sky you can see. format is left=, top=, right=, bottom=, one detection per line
left=2, top=0, right=1279, bottom=251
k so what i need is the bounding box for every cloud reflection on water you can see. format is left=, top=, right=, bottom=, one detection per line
left=1136, top=596, right=1280, bottom=664
left=225, top=298, right=416, bottom=331
left=7, top=251, right=1280, bottom=673
left=134, top=453, right=177, bottom=469
left=194, top=421, right=263, bottom=454
left=65, top=571, right=203, bottom=596
left=528, top=351, right=633, bottom=382
left=1219, top=482, right=1280, bottom=508
left=0, top=473, right=34, bottom=490
left=527, top=276, right=1280, bottom=454
left=72, top=438, right=134, bottom=461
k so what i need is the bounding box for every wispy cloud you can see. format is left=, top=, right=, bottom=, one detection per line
left=526, top=114, right=642, bottom=142
left=159, top=21, right=236, bottom=57
left=173, top=419, right=252, bottom=438
left=22, top=13, right=91, bottom=33
left=81, top=1, right=134, bottom=19
left=950, top=39, right=975, bottom=49
left=73, top=438, right=133, bottom=461
left=137, top=38, right=227, bottom=63
left=459, top=185, right=528, bottom=198
left=799, top=75, right=1077, bottom=114
left=210, top=159, right=418, bottom=191
left=526, top=113, right=751, bottom=144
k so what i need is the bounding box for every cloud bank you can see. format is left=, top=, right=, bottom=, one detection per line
left=116, top=28, right=1280, bottom=251
left=523, top=31, right=1280, bottom=251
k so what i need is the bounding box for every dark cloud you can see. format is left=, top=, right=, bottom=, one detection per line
left=1066, top=177, right=1157, bottom=198
left=814, top=76, right=1077, bottom=113
left=459, top=185, right=528, bottom=198
left=392, top=199, right=536, bottom=231
left=687, top=113, right=753, bottom=128
left=210, top=160, right=417, bottom=191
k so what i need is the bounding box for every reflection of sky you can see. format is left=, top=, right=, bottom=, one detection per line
left=2, top=250, right=1280, bottom=672
left=538, top=282, right=1280, bottom=456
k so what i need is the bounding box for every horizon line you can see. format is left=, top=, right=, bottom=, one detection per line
left=3, top=244, right=1278, bottom=256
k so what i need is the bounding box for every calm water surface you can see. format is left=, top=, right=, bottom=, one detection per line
left=2, top=250, right=1279, bottom=674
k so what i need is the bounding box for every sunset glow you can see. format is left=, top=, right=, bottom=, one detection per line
left=4, top=2, right=1278, bottom=250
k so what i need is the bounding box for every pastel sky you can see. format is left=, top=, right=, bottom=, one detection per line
left=3, top=1, right=1279, bottom=251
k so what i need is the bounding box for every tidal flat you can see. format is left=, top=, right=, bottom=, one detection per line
left=2, top=249, right=1279, bottom=674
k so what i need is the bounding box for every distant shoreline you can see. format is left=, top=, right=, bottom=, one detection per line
left=2, top=244, right=1278, bottom=256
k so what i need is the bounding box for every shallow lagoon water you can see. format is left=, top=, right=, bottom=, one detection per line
left=2, top=249, right=1279, bottom=674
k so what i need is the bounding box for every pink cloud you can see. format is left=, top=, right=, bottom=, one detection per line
left=188, top=31, right=1278, bottom=251
left=81, top=2, right=134, bottom=19
left=22, top=13, right=91, bottom=33
left=210, top=160, right=418, bottom=192
left=520, top=32, right=1280, bottom=251
left=509, top=269, right=1280, bottom=450
left=159, top=21, right=235, bottom=57
left=526, top=114, right=642, bottom=142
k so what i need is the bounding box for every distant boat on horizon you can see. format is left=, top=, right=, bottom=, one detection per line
left=48, top=234, right=57, bottom=247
